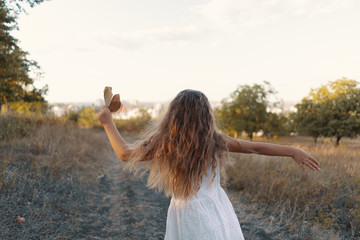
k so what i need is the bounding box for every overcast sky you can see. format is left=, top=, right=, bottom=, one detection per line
left=13, top=0, right=360, bottom=103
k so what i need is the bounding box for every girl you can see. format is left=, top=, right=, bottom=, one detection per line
left=97, top=89, right=320, bottom=240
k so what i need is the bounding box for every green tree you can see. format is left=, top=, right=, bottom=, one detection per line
left=295, top=78, right=360, bottom=146
left=294, top=99, right=324, bottom=144
left=216, top=81, right=277, bottom=140
left=0, top=0, right=47, bottom=108
left=317, top=78, right=360, bottom=146
left=263, top=112, right=288, bottom=137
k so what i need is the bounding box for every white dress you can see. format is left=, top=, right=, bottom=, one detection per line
left=164, top=164, right=245, bottom=240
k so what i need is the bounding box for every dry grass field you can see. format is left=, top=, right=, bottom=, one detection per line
left=225, top=136, right=360, bottom=239
left=0, top=113, right=111, bottom=183
left=1, top=113, right=359, bottom=239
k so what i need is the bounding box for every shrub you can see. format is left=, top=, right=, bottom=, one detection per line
left=77, top=107, right=100, bottom=128
left=1, top=101, right=48, bottom=115
left=114, top=110, right=152, bottom=133
left=0, top=114, right=34, bottom=141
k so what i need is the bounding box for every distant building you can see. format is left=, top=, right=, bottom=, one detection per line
left=50, top=106, right=65, bottom=117
left=113, top=108, right=141, bottom=120
left=112, top=102, right=164, bottom=120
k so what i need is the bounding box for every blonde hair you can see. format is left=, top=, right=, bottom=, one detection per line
left=125, top=89, right=227, bottom=200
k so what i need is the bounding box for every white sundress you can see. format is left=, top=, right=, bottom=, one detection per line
left=164, top=164, right=245, bottom=240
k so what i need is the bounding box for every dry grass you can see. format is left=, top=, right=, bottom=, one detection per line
left=0, top=113, right=113, bottom=184
left=21, top=123, right=111, bottom=183
left=225, top=136, right=360, bottom=239
left=0, top=113, right=116, bottom=239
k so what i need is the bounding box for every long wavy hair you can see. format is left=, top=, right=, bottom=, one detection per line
left=125, top=89, right=227, bottom=200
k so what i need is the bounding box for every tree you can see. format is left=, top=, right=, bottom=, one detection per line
left=0, top=0, right=47, bottom=109
left=215, top=81, right=277, bottom=140
left=294, top=99, right=324, bottom=144
left=294, top=78, right=360, bottom=146
left=318, top=78, right=360, bottom=146
left=263, top=112, right=288, bottom=137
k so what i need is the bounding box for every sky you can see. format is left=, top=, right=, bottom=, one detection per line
left=13, top=0, right=360, bottom=104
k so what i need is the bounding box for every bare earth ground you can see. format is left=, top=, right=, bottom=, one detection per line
left=0, top=133, right=337, bottom=240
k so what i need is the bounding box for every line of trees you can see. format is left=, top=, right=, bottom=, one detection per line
left=215, top=78, right=360, bottom=146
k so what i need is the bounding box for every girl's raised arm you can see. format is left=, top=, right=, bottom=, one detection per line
left=97, top=106, right=131, bottom=162
left=221, top=134, right=320, bottom=172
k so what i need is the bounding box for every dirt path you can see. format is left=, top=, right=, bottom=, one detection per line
left=63, top=156, right=170, bottom=239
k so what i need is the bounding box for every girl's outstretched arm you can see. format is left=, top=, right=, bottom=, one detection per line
left=97, top=106, right=131, bottom=162
left=221, top=134, right=320, bottom=172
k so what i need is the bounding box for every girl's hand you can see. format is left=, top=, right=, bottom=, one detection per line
left=97, top=106, right=113, bottom=126
left=292, top=148, right=320, bottom=172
